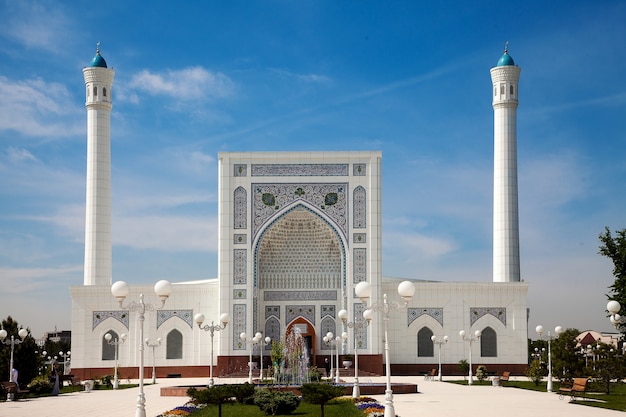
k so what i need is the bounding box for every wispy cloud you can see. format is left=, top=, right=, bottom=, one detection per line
left=0, top=265, right=82, bottom=293
left=127, top=66, right=235, bottom=102
left=0, top=76, right=83, bottom=138
left=269, top=68, right=332, bottom=84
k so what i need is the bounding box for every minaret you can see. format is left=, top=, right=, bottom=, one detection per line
left=490, top=43, right=521, bottom=283
left=82, top=43, right=114, bottom=286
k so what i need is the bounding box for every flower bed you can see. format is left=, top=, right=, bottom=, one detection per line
left=354, top=396, right=385, bottom=417
left=156, top=402, right=201, bottom=416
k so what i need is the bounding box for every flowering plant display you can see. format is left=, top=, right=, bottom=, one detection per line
left=156, top=402, right=201, bottom=416
left=354, top=396, right=385, bottom=417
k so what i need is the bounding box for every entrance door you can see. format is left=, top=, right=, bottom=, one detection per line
left=286, top=318, right=316, bottom=364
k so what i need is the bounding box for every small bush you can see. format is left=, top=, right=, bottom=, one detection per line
left=254, top=388, right=300, bottom=415
left=232, top=383, right=256, bottom=404
left=308, top=366, right=322, bottom=382
left=28, top=376, right=53, bottom=395
left=476, top=365, right=489, bottom=382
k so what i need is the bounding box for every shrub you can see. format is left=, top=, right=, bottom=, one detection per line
left=476, top=365, right=489, bottom=382
left=254, top=388, right=300, bottom=415
left=232, top=382, right=256, bottom=404
left=28, top=376, right=53, bottom=395
left=526, top=359, right=544, bottom=386
left=308, top=366, right=322, bottom=382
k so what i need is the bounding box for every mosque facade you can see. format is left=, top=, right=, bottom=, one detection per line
left=70, top=46, right=529, bottom=379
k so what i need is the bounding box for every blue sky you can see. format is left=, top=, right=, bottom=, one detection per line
left=0, top=0, right=624, bottom=338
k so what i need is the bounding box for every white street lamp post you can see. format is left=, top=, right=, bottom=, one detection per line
left=105, top=332, right=127, bottom=389
left=338, top=308, right=372, bottom=398
left=240, top=332, right=262, bottom=384
left=535, top=325, right=563, bottom=392
left=59, top=351, right=71, bottom=375
left=111, top=280, right=172, bottom=417
left=194, top=313, right=230, bottom=387
left=0, top=328, right=28, bottom=400
left=459, top=329, right=481, bottom=385
left=430, top=335, right=449, bottom=381
left=335, top=333, right=347, bottom=384
left=144, top=338, right=162, bottom=384
left=322, top=333, right=335, bottom=380
left=256, top=333, right=271, bottom=381
left=355, top=280, right=415, bottom=417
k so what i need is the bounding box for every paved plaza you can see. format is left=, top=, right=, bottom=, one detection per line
left=0, top=376, right=622, bottom=417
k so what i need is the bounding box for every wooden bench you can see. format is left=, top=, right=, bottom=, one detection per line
left=424, top=368, right=437, bottom=381
left=499, top=371, right=511, bottom=385
left=1, top=381, right=29, bottom=400
left=558, top=377, right=588, bottom=400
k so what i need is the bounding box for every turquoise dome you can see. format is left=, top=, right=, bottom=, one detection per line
left=90, top=52, right=108, bottom=68
left=497, top=51, right=514, bottom=66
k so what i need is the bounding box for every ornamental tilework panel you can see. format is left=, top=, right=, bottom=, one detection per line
left=233, top=289, right=247, bottom=299
left=470, top=307, right=506, bottom=326
left=157, top=310, right=193, bottom=329
left=286, top=305, right=315, bottom=325
left=408, top=308, right=444, bottom=327
left=353, top=303, right=368, bottom=349
left=264, top=291, right=337, bottom=301
left=265, top=306, right=280, bottom=320
left=234, top=186, right=247, bottom=229
left=93, top=311, right=129, bottom=330
left=320, top=316, right=336, bottom=347
left=353, top=248, right=366, bottom=283
left=234, top=249, right=247, bottom=285
left=234, top=234, right=247, bottom=244
left=233, top=304, right=246, bottom=350
left=234, top=164, right=247, bottom=177
left=320, top=305, right=335, bottom=318
left=353, top=186, right=366, bottom=228
left=353, top=164, right=366, bottom=176
left=353, top=233, right=366, bottom=244
left=251, top=164, right=348, bottom=176
left=265, top=317, right=280, bottom=350
left=252, top=183, right=347, bottom=237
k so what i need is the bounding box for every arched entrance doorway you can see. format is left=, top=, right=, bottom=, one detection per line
left=286, top=317, right=316, bottom=365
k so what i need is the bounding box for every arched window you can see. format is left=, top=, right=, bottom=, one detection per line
left=480, top=327, right=497, bottom=357
left=166, top=329, right=183, bottom=359
left=509, top=85, right=514, bottom=96
left=265, top=317, right=280, bottom=351
left=102, top=330, right=118, bottom=360
left=93, top=86, right=97, bottom=96
left=103, top=87, right=107, bottom=97
left=417, top=327, right=434, bottom=357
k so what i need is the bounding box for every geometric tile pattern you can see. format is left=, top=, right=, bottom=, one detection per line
left=251, top=164, right=348, bottom=176
left=265, top=306, right=280, bottom=320
left=353, top=248, right=366, bottom=283
left=353, top=163, right=366, bottom=176
left=408, top=308, right=444, bottom=327
left=157, top=309, right=193, bottom=329
left=233, top=304, right=246, bottom=350
left=92, top=310, right=129, bottom=330
left=233, top=249, right=247, bottom=284
left=470, top=307, right=506, bottom=326
left=264, top=290, right=337, bottom=301
left=320, top=305, right=336, bottom=319
left=353, top=186, right=366, bottom=228
left=353, top=233, right=366, bottom=244
left=234, top=164, right=247, bottom=177
left=234, top=186, right=247, bottom=229
left=234, top=234, right=247, bottom=244
left=233, top=289, right=247, bottom=299
left=286, top=305, right=315, bottom=325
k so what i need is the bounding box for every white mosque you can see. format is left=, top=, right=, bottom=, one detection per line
left=69, top=45, right=529, bottom=380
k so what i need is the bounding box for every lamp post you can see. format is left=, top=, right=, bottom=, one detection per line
left=194, top=313, right=230, bottom=387
left=430, top=335, right=448, bottom=382
left=255, top=333, right=271, bottom=381
left=535, top=325, right=563, bottom=392
left=355, top=280, right=415, bottom=417
left=111, top=279, right=172, bottom=417
left=144, top=338, right=162, bottom=384
left=322, top=332, right=335, bottom=380
left=59, top=351, right=71, bottom=375
left=338, top=308, right=372, bottom=398
left=0, top=328, right=28, bottom=400
left=105, top=332, right=127, bottom=389
left=240, top=332, right=262, bottom=384
left=459, top=329, right=481, bottom=385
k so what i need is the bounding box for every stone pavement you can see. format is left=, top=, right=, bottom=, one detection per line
left=0, top=376, right=623, bottom=417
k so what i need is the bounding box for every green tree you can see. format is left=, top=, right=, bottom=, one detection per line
left=188, top=385, right=234, bottom=417
left=300, top=383, right=345, bottom=417
left=550, top=328, right=583, bottom=381
left=0, top=316, right=40, bottom=388
left=525, top=359, right=544, bottom=386
left=590, top=342, right=626, bottom=394
left=600, top=227, right=626, bottom=332
left=458, top=359, right=469, bottom=380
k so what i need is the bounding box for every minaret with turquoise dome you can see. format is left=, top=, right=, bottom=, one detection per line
left=491, top=43, right=521, bottom=283
left=82, top=43, right=114, bottom=286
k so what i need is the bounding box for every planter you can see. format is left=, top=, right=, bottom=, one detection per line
left=342, top=360, right=353, bottom=369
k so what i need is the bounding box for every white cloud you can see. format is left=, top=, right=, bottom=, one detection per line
left=270, top=68, right=332, bottom=84
left=128, top=66, right=235, bottom=101
left=0, top=76, right=83, bottom=138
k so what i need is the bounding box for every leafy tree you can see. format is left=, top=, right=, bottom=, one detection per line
left=188, top=385, right=234, bottom=417
left=589, top=342, right=626, bottom=394
left=458, top=359, right=469, bottom=380
left=600, top=227, right=626, bottom=333
left=475, top=365, right=489, bottom=382
left=300, top=383, right=345, bottom=417
left=0, top=316, right=40, bottom=388
left=525, top=359, right=544, bottom=386
left=550, top=328, right=583, bottom=381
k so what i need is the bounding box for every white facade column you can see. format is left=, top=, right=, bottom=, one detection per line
left=490, top=46, right=521, bottom=283
left=82, top=45, right=114, bottom=286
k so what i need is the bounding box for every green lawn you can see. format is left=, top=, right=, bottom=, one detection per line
left=448, top=379, right=626, bottom=412
left=188, top=399, right=364, bottom=417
